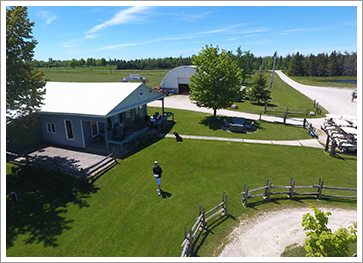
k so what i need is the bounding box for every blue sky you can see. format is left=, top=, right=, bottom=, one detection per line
left=10, top=2, right=362, bottom=61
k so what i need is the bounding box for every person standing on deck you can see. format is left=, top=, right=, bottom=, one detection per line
left=153, top=161, right=162, bottom=196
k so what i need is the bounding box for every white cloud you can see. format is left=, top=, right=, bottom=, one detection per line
left=86, top=6, right=150, bottom=34
left=279, top=26, right=335, bottom=35
left=37, top=10, right=57, bottom=24
left=237, top=28, right=270, bottom=34
left=46, top=16, right=57, bottom=24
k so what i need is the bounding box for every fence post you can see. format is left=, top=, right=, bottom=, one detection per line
left=259, top=111, right=262, bottom=121
left=283, top=108, right=288, bottom=124
left=303, top=118, right=306, bottom=129
left=290, top=178, right=295, bottom=199
left=266, top=180, right=272, bottom=201
left=306, top=108, right=309, bottom=116
left=264, top=103, right=267, bottom=113
left=317, top=178, right=321, bottom=196
left=245, top=186, right=249, bottom=207
left=318, top=180, right=324, bottom=200
left=224, top=194, right=228, bottom=215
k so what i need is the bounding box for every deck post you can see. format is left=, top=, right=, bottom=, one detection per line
left=162, top=98, right=165, bottom=116
left=104, top=123, right=109, bottom=152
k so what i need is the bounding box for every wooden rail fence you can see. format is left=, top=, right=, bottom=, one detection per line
left=241, top=178, right=356, bottom=206
left=181, top=192, right=228, bottom=257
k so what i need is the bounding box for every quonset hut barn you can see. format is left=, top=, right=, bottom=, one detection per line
left=159, top=65, right=196, bottom=94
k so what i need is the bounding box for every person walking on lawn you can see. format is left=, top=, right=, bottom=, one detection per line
left=153, top=161, right=162, bottom=196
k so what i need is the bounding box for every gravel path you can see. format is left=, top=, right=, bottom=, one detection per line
left=218, top=207, right=357, bottom=257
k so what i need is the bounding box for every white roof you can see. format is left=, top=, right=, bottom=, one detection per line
left=160, top=65, right=196, bottom=89
left=39, top=82, right=165, bottom=117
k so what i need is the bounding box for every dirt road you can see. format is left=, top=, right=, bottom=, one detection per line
left=218, top=207, right=357, bottom=257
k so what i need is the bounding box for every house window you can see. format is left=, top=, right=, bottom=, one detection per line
left=126, top=109, right=135, bottom=120
left=64, top=119, right=74, bottom=140
left=91, top=121, right=99, bottom=137
left=139, top=105, right=144, bottom=117
left=46, top=122, right=56, bottom=134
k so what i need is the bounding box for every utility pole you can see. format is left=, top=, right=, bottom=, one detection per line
left=270, top=51, right=277, bottom=89
left=109, top=56, right=112, bottom=74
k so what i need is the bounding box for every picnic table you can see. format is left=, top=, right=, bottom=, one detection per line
left=232, top=117, right=245, bottom=125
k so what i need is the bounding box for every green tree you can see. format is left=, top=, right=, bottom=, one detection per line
left=6, top=6, right=46, bottom=144
left=302, top=204, right=357, bottom=257
left=247, top=71, right=271, bottom=104
left=235, top=47, right=254, bottom=83
left=189, top=45, right=243, bottom=116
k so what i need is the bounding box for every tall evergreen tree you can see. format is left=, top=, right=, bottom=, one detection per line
left=247, top=71, right=271, bottom=104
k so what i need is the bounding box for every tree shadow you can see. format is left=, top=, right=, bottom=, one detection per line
left=6, top=163, right=100, bottom=249
left=251, top=102, right=278, bottom=107
left=199, top=116, right=229, bottom=131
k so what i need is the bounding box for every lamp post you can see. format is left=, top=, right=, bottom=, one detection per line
left=270, top=51, right=277, bottom=89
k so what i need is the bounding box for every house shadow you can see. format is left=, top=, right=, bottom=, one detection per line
left=120, top=120, right=176, bottom=159
left=6, top=163, right=100, bottom=249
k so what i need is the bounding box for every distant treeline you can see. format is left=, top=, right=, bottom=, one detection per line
left=34, top=49, right=356, bottom=77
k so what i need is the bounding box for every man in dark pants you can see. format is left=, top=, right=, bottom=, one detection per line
left=153, top=161, right=162, bottom=196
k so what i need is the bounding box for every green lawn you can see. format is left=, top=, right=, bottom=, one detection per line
left=149, top=107, right=313, bottom=141
left=6, top=135, right=357, bottom=257
left=228, top=72, right=329, bottom=118
left=8, top=69, right=355, bottom=257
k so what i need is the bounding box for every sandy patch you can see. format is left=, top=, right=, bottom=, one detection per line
left=218, top=207, right=357, bottom=257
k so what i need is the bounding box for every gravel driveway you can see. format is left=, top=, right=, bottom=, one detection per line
left=275, top=70, right=357, bottom=118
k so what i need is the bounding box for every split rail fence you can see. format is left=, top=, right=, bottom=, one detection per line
left=181, top=192, right=228, bottom=257
left=241, top=178, right=357, bottom=206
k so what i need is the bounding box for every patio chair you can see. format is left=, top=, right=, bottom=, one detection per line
left=244, top=121, right=254, bottom=130
left=223, top=119, right=230, bottom=127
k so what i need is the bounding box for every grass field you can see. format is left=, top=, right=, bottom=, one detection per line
left=287, top=75, right=357, bottom=89
left=227, top=72, right=329, bottom=118
left=6, top=68, right=356, bottom=257
left=6, top=107, right=357, bottom=257
left=43, top=67, right=169, bottom=88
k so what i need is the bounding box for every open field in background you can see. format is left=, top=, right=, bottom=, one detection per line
left=43, top=67, right=169, bottom=88
left=6, top=136, right=357, bottom=257
left=287, top=75, right=357, bottom=89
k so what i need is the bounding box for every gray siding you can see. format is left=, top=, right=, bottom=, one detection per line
left=40, top=114, right=105, bottom=149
